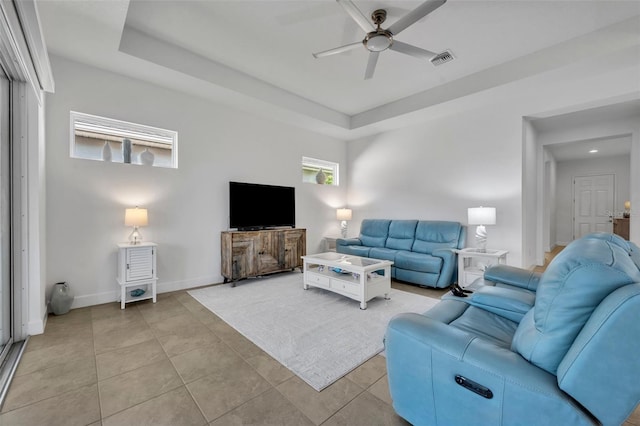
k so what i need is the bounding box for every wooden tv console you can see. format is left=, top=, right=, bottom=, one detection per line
left=221, top=228, right=306, bottom=286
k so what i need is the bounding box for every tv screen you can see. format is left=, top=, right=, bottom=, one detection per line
left=229, top=182, right=295, bottom=230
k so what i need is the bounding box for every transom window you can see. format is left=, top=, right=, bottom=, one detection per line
left=70, top=111, right=178, bottom=168
left=302, top=156, right=338, bottom=186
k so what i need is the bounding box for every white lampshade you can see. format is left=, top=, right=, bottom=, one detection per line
left=468, top=207, right=496, bottom=226
left=625, top=201, right=631, bottom=210
left=125, top=207, right=148, bottom=227
left=336, top=208, right=352, bottom=221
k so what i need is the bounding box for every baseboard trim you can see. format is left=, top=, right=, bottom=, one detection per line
left=69, top=275, right=222, bottom=309
left=27, top=312, right=46, bottom=335
left=157, top=276, right=221, bottom=293
left=70, top=291, right=119, bottom=309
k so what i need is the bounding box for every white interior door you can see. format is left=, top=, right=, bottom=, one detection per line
left=573, top=174, right=614, bottom=239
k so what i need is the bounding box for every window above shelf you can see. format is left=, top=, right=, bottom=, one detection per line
left=302, top=156, right=339, bottom=186
left=70, top=111, right=178, bottom=169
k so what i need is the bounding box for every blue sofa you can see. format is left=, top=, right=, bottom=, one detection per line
left=385, top=233, right=640, bottom=426
left=336, top=219, right=466, bottom=288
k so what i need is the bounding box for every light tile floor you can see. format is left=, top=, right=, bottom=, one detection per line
left=1, top=277, right=638, bottom=425
left=0, top=280, right=442, bottom=426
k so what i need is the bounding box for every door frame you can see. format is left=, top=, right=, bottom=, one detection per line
left=0, top=71, right=11, bottom=370
left=523, top=97, right=640, bottom=270
left=0, top=0, right=54, bottom=409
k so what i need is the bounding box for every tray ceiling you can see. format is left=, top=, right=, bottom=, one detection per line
left=37, top=1, right=640, bottom=138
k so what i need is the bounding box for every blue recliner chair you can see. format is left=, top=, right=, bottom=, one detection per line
left=386, top=234, right=640, bottom=425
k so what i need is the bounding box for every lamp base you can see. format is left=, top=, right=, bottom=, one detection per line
left=475, top=225, right=487, bottom=252
left=340, top=221, right=348, bottom=239
left=129, top=226, right=143, bottom=244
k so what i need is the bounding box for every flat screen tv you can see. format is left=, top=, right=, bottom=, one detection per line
left=229, top=181, right=295, bottom=230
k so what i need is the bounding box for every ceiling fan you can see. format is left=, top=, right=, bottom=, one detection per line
left=313, top=0, right=451, bottom=79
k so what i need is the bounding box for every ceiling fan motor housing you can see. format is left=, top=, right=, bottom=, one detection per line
left=364, top=9, right=393, bottom=52
left=371, top=9, right=387, bottom=25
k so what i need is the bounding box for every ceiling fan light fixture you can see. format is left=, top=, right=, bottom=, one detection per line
left=364, top=31, right=393, bottom=52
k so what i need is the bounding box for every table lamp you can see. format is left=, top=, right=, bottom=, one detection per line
left=125, top=207, right=148, bottom=244
left=624, top=201, right=631, bottom=218
left=336, top=208, right=352, bottom=238
left=468, top=207, right=496, bottom=252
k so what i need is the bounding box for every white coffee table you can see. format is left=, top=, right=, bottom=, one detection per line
left=301, top=252, right=393, bottom=309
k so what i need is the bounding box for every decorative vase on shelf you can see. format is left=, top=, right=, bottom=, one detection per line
left=50, top=282, right=74, bottom=315
left=102, top=141, right=112, bottom=161
left=122, top=138, right=132, bottom=164
left=315, top=169, right=327, bottom=184
left=140, top=148, right=155, bottom=166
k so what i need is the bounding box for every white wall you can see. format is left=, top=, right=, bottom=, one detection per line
left=346, top=60, right=639, bottom=268
left=554, top=154, right=630, bottom=244
left=348, top=103, right=524, bottom=263
left=45, top=56, right=347, bottom=308
left=44, top=47, right=640, bottom=307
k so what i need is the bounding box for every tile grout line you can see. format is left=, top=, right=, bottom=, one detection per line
left=94, top=303, right=131, bottom=422
left=100, top=383, right=187, bottom=424
left=0, top=310, right=98, bottom=420
left=4, top=285, right=448, bottom=424
left=182, top=287, right=387, bottom=425
left=174, top=293, right=299, bottom=425
left=170, top=294, right=216, bottom=424
left=95, top=302, right=161, bottom=421
left=271, top=377, right=353, bottom=426
left=99, top=299, right=197, bottom=423
left=1, top=312, right=94, bottom=415
left=90, top=307, right=103, bottom=425
left=182, top=371, right=274, bottom=425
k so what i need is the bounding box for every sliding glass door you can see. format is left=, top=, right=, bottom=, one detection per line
left=0, top=70, right=12, bottom=362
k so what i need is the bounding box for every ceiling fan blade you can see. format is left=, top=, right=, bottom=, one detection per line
left=313, top=41, right=362, bottom=58
left=388, top=0, right=447, bottom=36
left=337, top=0, right=375, bottom=33
left=389, top=41, right=437, bottom=60
left=364, top=51, right=379, bottom=80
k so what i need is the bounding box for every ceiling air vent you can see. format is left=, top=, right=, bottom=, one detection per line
left=430, top=50, right=455, bottom=66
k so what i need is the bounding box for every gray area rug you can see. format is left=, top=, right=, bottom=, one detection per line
left=189, top=272, right=439, bottom=391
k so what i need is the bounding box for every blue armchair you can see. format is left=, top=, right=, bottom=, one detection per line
left=386, top=234, right=640, bottom=425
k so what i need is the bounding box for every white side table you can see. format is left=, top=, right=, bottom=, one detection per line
left=324, top=236, right=341, bottom=252
left=117, top=242, right=158, bottom=309
left=456, top=248, right=508, bottom=287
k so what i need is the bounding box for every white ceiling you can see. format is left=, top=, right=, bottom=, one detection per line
left=535, top=99, right=640, bottom=162
left=36, top=0, right=640, bottom=139
left=545, top=135, right=632, bottom=162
